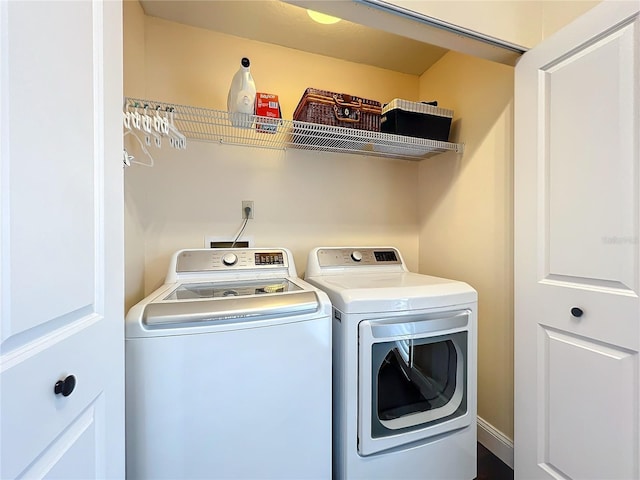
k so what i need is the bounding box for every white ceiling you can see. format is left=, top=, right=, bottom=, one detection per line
left=138, top=0, right=449, bottom=76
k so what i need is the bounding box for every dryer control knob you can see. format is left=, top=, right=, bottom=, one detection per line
left=222, top=253, right=238, bottom=266
left=351, top=251, right=363, bottom=262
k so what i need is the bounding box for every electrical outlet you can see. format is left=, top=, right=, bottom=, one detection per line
left=242, top=200, right=254, bottom=219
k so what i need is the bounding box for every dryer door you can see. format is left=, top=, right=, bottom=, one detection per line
left=358, top=310, right=472, bottom=456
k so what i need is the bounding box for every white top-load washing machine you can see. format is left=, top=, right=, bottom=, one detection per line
left=126, top=248, right=332, bottom=479
left=305, top=246, right=477, bottom=480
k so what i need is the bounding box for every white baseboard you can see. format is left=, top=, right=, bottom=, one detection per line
left=477, top=416, right=514, bottom=469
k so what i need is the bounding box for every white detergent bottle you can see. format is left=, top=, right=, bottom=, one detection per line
left=227, top=57, right=256, bottom=129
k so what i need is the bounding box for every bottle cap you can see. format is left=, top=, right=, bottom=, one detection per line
left=241, top=57, right=250, bottom=68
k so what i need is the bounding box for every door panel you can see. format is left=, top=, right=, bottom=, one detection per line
left=541, top=327, right=637, bottom=479
left=357, top=310, right=475, bottom=457
left=515, top=2, right=640, bottom=478
left=1, top=321, right=106, bottom=478
left=544, top=19, right=638, bottom=293
left=0, top=1, right=124, bottom=477
left=3, top=1, right=96, bottom=339
left=17, top=399, right=103, bottom=479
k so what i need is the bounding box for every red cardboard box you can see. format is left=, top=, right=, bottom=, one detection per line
left=255, top=93, right=282, bottom=133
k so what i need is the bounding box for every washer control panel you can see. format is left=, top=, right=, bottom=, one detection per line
left=176, top=249, right=288, bottom=273
left=316, top=248, right=401, bottom=267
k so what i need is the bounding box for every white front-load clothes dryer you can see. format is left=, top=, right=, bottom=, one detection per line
left=305, top=246, right=477, bottom=480
left=126, top=248, right=332, bottom=479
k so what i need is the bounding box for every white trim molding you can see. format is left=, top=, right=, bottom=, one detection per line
left=477, top=416, right=514, bottom=469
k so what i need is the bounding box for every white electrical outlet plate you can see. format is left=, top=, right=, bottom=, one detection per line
left=242, top=200, right=254, bottom=219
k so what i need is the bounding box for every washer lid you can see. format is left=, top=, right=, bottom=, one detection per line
left=164, top=278, right=301, bottom=300
left=142, top=290, right=320, bottom=328
left=306, top=272, right=477, bottom=313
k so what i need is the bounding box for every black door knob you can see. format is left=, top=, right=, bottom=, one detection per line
left=54, top=375, right=76, bottom=397
left=571, top=307, right=584, bottom=318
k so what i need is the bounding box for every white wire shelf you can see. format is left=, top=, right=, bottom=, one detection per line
left=124, top=98, right=464, bottom=160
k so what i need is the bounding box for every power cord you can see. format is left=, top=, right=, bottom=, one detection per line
left=230, top=206, right=252, bottom=247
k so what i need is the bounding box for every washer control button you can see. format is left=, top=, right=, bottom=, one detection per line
left=351, top=251, right=363, bottom=262
left=222, top=253, right=238, bottom=266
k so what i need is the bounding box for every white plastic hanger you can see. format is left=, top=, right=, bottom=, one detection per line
left=122, top=101, right=188, bottom=164
left=165, top=108, right=187, bottom=150
left=123, top=109, right=155, bottom=167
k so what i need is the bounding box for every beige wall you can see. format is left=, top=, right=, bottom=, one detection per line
left=418, top=52, right=515, bottom=437
left=386, top=1, right=543, bottom=48
left=542, top=1, right=602, bottom=39
left=123, top=0, right=145, bottom=97
left=124, top=11, right=422, bottom=305
left=142, top=16, right=418, bottom=116
left=123, top=0, right=146, bottom=310
left=382, top=0, right=600, bottom=48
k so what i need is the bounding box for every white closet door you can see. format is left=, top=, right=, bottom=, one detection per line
left=515, top=1, right=639, bottom=479
left=0, top=1, right=124, bottom=478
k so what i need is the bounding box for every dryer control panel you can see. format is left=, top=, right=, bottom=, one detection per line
left=316, top=247, right=402, bottom=267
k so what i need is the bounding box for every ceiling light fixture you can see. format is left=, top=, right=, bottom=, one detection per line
left=307, top=9, right=341, bottom=25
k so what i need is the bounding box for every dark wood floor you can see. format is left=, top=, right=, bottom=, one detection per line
left=476, top=443, right=513, bottom=480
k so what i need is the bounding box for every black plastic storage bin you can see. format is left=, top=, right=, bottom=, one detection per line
left=381, top=99, right=453, bottom=142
